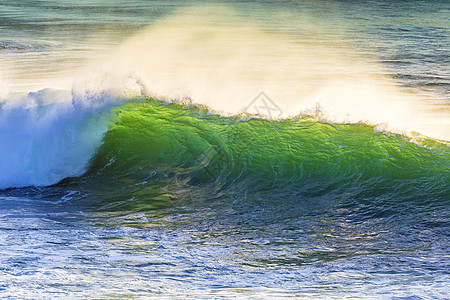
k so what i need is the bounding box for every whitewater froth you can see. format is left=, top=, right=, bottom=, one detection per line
left=0, top=89, right=115, bottom=189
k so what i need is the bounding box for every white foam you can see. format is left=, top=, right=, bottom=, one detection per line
left=0, top=89, right=115, bottom=189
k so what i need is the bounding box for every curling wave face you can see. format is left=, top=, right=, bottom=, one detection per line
left=78, top=99, right=449, bottom=209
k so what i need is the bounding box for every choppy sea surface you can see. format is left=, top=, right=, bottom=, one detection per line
left=0, top=1, right=449, bottom=298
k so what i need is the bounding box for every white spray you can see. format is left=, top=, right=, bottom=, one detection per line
left=78, top=6, right=449, bottom=141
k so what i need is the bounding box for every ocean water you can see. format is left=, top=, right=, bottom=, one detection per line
left=0, top=0, right=449, bottom=298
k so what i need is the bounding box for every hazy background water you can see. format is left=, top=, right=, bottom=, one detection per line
left=1, top=0, right=448, bottom=97
left=0, top=0, right=449, bottom=298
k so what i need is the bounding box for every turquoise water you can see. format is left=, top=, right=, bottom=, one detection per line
left=0, top=1, right=449, bottom=298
